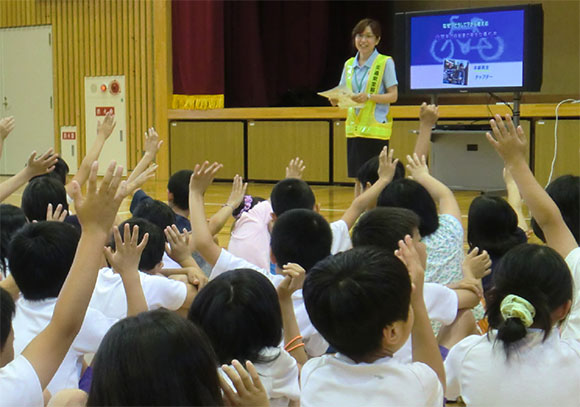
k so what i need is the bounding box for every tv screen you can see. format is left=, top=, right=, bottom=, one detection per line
left=396, top=4, right=543, bottom=94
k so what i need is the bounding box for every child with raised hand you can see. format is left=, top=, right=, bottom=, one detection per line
left=301, top=241, right=444, bottom=407
left=486, top=114, right=580, bottom=340
left=0, top=161, right=128, bottom=405
left=444, top=244, right=580, bottom=406
left=188, top=268, right=300, bottom=406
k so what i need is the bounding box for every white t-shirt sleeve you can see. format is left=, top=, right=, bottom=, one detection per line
left=383, top=57, right=398, bottom=88
left=268, top=350, right=300, bottom=401
left=73, top=308, right=118, bottom=354
left=409, top=362, right=444, bottom=407
left=211, top=248, right=284, bottom=287
left=423, top=283, right=458, bottom=325
left=444, top=335, right=480, bottom=400
left=0, top=355, right=44, bottom=407
left=140, top=272, right=188, bottom=311
left=330, top=220, right=352, bottom=254
left=561, top=247, right=580, bottom=339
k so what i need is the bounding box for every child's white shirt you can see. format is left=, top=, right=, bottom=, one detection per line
left=394, top=282, right=458, bottom=363
left=300, top=353, right=443, bottom=407
left=12, top=297, right=117, bottom=395
left=561, top=247, right=580, bottom=340
left=89, top=267, right=187, bottom=320
left=445, top=329, right=580, bottom=406
left=0, top=355, right=43, bottom=407
left=211, top=248, right=329, bottom=356
left=219, top=347, right=300, bottom=407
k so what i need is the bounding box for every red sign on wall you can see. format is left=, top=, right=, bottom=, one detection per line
left=95, top=106, right=115, bottom=116
left=62, top=131, right=76, bottom=140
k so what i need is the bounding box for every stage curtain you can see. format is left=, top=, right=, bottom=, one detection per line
left=172, top=0, right=225, bottom=109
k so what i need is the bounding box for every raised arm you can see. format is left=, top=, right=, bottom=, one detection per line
left=104, top=223, right=149, bottom=317
left=487, top=114, right=576, bottom=258
left=503, top=167, right=530, bottom=233
left=0, top=116, right=16, bottom=158
left=396, top=235, right=446, bottom=390
left=22, top=161, right=127, bottom=389
left=406, top=153, right=461, bottom=223
left=341, top=146, right=398, bottom=229
left=65, top=112, right=116, bottom=197
left=0, top=148, right=58, bottom=202
left=126, top=127, right=163, bottom=187
left=189, top=161, right=224, bottom=267
left=207, top=174, right=247, bottom=236
left=277, top=263, right=308, bottom=366
left=414, top=103, right=439, bottom=160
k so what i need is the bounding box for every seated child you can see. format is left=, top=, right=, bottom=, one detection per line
left=8, top=221, right=118, bottom=395
left=89, top=217, right=197, bottom=319
left=229, top=149, right=398, bottom=269
left=0, top=161, right=130, bottom=404
left=0, top=204, right=27, bottom=277
left=190, top=161, right=333, bottom=356
left=301, top=244, right=445, bottom=406
left=188, top=269, right=300, bottom=406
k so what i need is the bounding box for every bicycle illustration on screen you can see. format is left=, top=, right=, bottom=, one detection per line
left=429, top=16, right=504, bottom=63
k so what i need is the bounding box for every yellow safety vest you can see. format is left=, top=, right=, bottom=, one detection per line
left=345, top=54, right=393, bottom=140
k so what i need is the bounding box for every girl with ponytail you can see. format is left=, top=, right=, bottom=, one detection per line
left=444, top=244, right=580, bottom=406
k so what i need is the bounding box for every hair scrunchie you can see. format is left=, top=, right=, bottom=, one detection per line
left=500, top=294, right=536, bottom=328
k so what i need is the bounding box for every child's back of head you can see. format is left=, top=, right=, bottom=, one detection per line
left=270, top=208, right=332, bottom=271
left=303, top=247, right=412, bottom=362
left=0, top=204, right=27, bottom=276
left=270, top=178, right=315, bottom=217
left=167, top=169, right=193, bottom=211
left=8, top=221, right=80, bottom=301
left=531, top=175, right=579, bottom=245
left=88, top=309, right=222, bottom=406
left=352, top=207, right=420, bottom=252
left=188, top=269, right=282, bottom=365
left=485, top=243, right=573, bottom=357
left=132, top=199, right=177, bottom=231
left=0, top=286, right=16, bottom=365
left=357, top=155, right=405, bottom=188
left=377, top=178, right=439, bottom=237
left=112, top=218, right=165, bottom=272
left=468, top=195, right=524, bottom=257
left=21, top=177, right=68, bottom=222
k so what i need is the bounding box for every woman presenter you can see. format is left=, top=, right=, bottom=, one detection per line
left=336, top=18, right=398, bottom=177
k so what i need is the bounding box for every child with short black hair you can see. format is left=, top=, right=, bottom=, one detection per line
left=301, top=243, right=445, bottom=406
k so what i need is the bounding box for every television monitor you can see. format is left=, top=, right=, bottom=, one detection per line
left=394, top=4, right=543, bottom=94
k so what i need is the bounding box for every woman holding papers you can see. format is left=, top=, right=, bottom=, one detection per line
left=334, top=18, right=398, bottom=177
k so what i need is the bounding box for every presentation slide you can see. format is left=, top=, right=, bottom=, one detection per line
left=409, top=9, right=524, bottom=90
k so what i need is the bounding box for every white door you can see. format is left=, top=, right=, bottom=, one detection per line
left=0, top=25, right=54, bottom=175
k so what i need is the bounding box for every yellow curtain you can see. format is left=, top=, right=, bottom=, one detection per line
left=171, top=94, right=224, bottom=110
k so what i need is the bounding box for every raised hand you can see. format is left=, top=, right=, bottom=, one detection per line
left=285, top=157, right=306, bottom=179
left=45, top=203, right=68, bottom=222
left=486, top=114, right=527, bottom=164
left=164, top=225, right=192, bottom=265
left=25, top=148, right=58, bottom=178
left=277, top=263, right=306, bottom=299
left=126, top=163, right=158, bottom=194
left=406, top=153, right=430, bottom=180
left=220, top=360, right=270, bottom=407
left=419, top=102, right=439, bottom=128
left=395, top=235, right=425, bottom=300
left=0, top=116, right=15, bottom=140
left=104, top=223, right=149, bottom=275
left=226, top=174, right=248, bottom=210
left=463, top=247, right=491, bottom=280
left=377, top=146, right=399, bottom=182
left=70, top=161, right=127, bottom=236
left=97, top=112, right=116, bottom=139
left=189, top=161, right=223, bottom=196
left=144, top=127, right=163, bottom=155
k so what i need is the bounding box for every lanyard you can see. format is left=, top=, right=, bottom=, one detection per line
left=354, top=65, right=369, bottom=93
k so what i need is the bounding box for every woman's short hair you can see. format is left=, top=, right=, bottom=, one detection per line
left=88, top=309, right=222, bottom=406
left=485, top=244, right=573, bottom=358
left=188, top=269, right=282, bottom=365
left=351, top=18, right=382, bottom=39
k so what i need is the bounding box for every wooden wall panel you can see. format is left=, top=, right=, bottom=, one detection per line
left=0, top=0, right=171, bottom=178
left=534, top=119, right=580, bottom=186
